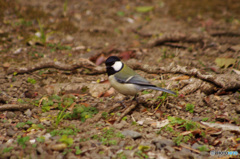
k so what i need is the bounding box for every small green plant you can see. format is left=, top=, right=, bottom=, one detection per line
left=125, top=146, right=134, bottom=150
left=116, top=152, right=127, bottom=159
left=92, top=127, right=124, bottom=146
left=27, top=77, right=36, bottom=84
left=59, top=135, right=73, bottom=146
left=155, top=92, right=169, bottom=110
left=50, top=127, right=80, bottom=136
left=16, top=120, right=33, bottom=128
left=47, top=43, right=72, bottom=51
left=185, top=103, right=194, bottom=113
left=135, top=150, right=149, bottom=158
left=122, top=116, right=128, bottom=121
left=202, top=117, right=209, bottom=122
left=63, top=0, right=68, bottom=14
left=28, top=51, right=44, bottom=59
left=17, top=136, right=30, bottom=149
left=62, top=148, right=72, bottom=155
left=75, top=146, right=82, bottom=155
left=36, top=136, right=45, bottom=143
left=16, top=122, right=26, bottom=128
left=41, top=99, right=54, bottom=112
left=17, top=98, right=25, bottom=104
left=197, top=145, right=209, bottom=152
left=37, top=19, right=46, bottom=44
left=101, top=112, right=109, bottom=119
left=173, top=135, right=183, bottom=146
left=55, top=105, right=70, bottom=126
left=142, top=90, right=150, bottom=94
left=64, top=104, right=98, bottom=122
left=2, top=147, right=14, bottom=153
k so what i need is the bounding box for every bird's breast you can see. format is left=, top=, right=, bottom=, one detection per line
left=108, top=75, right=139, bottom=96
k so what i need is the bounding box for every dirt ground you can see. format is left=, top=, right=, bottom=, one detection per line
left=0, top=0, right=240, bottom=158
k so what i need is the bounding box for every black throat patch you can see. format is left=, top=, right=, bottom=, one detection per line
left=106, top=63, right=124, bottom=76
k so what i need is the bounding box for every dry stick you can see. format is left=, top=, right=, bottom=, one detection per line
left=129, top=62, right=240, bottom=91
left=209, top=31, right=240, bottom=37
left=180, top=144, right=200, bottom=154
left=116, top=102, right=138, bottom=123
left=148, top=33, right=204, bottom=47
left=6, top=58, right=105, bottom=75
left=0, top=104, right=33, bottom=111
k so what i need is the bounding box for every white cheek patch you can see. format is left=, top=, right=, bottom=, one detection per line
left=112, top=61, right=123, bottom=72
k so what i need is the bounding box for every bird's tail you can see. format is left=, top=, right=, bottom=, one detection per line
left=144, top=86, right=176, bottom=95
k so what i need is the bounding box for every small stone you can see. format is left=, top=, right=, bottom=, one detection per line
left=191, top=143, right=201, bottom=149
left=121, top=130, right=142, bottom=139
left=37, top=146, right=45, bottom=154
left=24, top=109, right=32, bottom=117
left=6, top=112, right=15, bottom=119
left=114, top=120, right=126, bottom=129
left=235, top=106, right=240, bottom=114
left=165, top=146, right=175, bottom=153
left=146, top=133, right=155, bottom=139
left=51, top=143, right=68, bottom=151
left=28, top=119, right=39, bottom=124
left=6, top=128, right=16, bottom=137
left=152, top=139, right=174, bottom=150
left=66, top=152, right=78, bottom=159
left=192, top=117, right=202, bottom=122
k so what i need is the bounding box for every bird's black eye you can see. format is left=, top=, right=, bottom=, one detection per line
left=107, top=62, right=114, bottom=66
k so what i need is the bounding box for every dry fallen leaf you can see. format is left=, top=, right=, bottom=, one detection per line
left=95, top=54, right=105, bottom=65
left=215, top=57, right=236, bottom=69
left=169, top=75, right=190, bottom=81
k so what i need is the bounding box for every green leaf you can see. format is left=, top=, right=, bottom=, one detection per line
left=75, top=146, right=82, bottom=155
left=138, top=145, right=151, bottom=151
left=215, top=57, right=236, bottom=69
left=17, top=136, right=30, bottom=149
left=3, top=147, right=14, bottom=153
left=136, top=6, right=154, bottom=13
left=117, top=11, right=125, bottom=16
left=59, top=135, right=73, bottom=146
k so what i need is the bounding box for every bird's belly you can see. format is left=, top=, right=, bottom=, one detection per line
left=109, top=76, right=139, bottom=96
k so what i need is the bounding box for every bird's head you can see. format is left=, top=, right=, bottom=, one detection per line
left=105, top=56, right=123, bottom=76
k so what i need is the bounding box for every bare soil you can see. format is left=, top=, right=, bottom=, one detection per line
left=0, top=0, right=240, bottom=159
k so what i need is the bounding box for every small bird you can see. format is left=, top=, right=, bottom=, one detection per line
left=105, top=56, right=176, bottom=98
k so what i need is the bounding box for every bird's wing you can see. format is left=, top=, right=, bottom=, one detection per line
left=114, top=73, right=155, bottom=87
left=114, top=63, right=155, bottom=86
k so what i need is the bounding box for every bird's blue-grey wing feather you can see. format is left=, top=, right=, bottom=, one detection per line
left=113, top=63, right=156, bottom=86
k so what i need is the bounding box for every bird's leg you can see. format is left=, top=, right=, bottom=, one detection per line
left=117, top=100, right=127, bottom=108
left=132, top=94, right=139, bottom=104
left=116, top=96, right=130, bottom=108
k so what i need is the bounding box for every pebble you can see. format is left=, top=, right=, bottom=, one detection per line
left=6, top=128, right=16, bottom=137
left=114, top=120, right=126, bottom=129
left=6, top=111, right=15, bottom=119
left=24, top=109, right=32, bottom=117
left=192, top=117, right=202, bottom=122
left=235, top=106, right=240, bottom=114
left=146, top=133, right=155, bottom=139
left=152, top=138, right=174, bottom=149
left=191, top=143, right=201, bottom=149
left=28, top=118, right=39, bottom=124
left=121, top=130, right=142, bottom=139
left=66, top=152, right=78, bottom=159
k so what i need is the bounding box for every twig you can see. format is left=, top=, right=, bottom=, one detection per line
left=116, top=101, right=138, bottom=123
left=180, top=144, right=200, bottom=154
left=6, top=58, right=105, bottom=75
left=148, top=33, right=204, bottom=47
left=209, top=31, right=240, bottom=37
left=127, top=61, right=240, bottom=92
left=0, top=104, right=34, bottom=111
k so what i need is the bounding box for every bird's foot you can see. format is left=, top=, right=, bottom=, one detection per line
left=116, top=100, right=127, bottom=108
